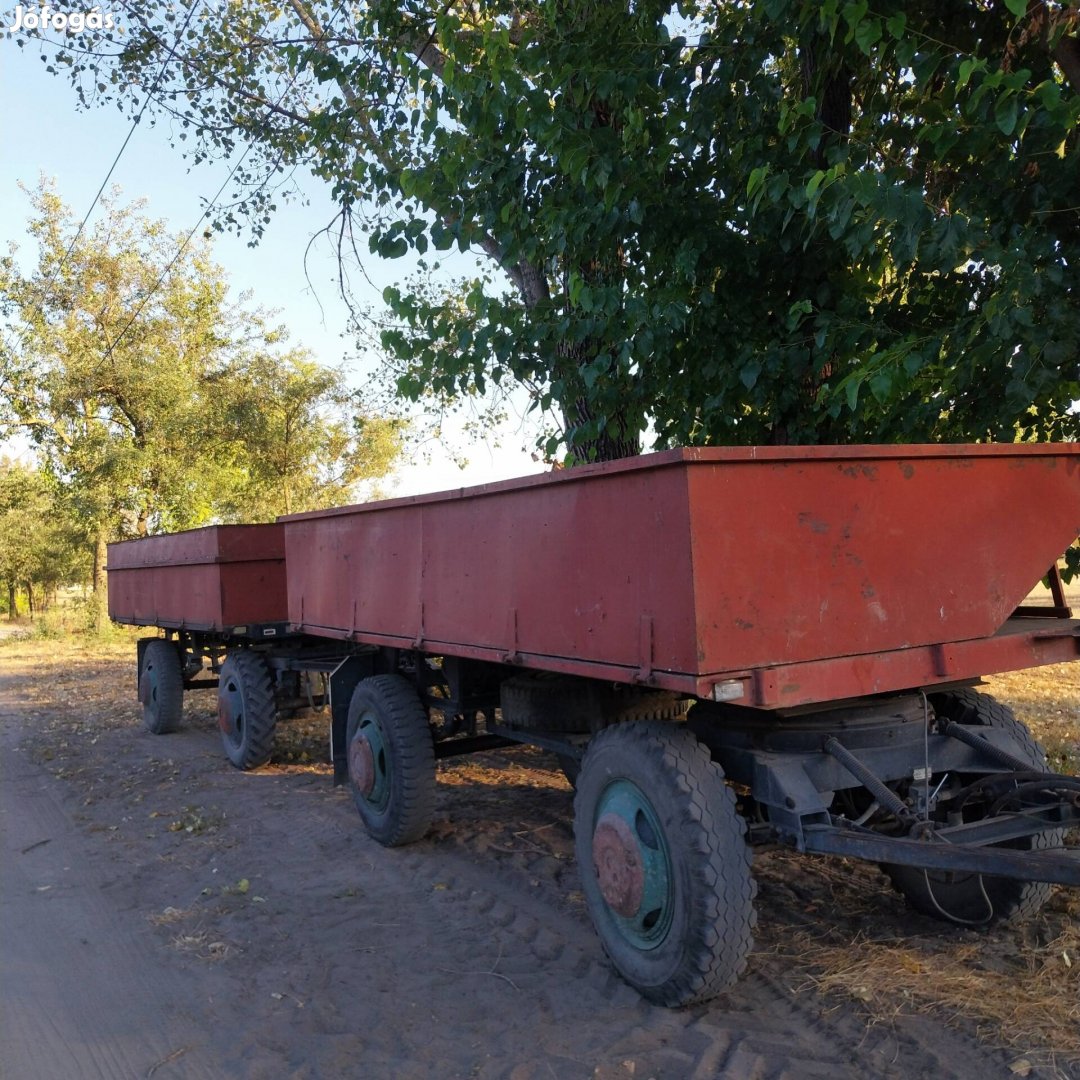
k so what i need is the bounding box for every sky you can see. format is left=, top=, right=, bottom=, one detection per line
left=0, top=13, right=547, bottom=497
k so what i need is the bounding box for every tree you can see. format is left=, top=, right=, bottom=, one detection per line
left=215, top=350, right=406, bottom=518
left=1, top=184, right=231, bottom=627
left=25, top=0, right=1080, bottom=461
left=1, top=184, right=406, bottom=628
left=0, top=459, right=86, bottom=620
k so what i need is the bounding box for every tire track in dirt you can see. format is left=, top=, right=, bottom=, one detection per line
left=388, top=839, right=1021, bottom=1080
left=3, top=684, right=1066, bottom=1080
left=124, top=725, right=1023, bottom=1079
left=0, top=713, right=227, bottom=1080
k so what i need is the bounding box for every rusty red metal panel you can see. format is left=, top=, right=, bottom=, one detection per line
left=701, top=618, right=1080, bottom=709
left=285, top=457, right=697, bottom=670
left=686, top=446, right=1080, bottom=671
left=107, top=524, right=287, bottom=630
left=282, top=444, right=1080, bottom=694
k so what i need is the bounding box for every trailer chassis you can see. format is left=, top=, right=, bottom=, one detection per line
left=137, top=628, right=1080, bottom=887
left=130, top=625, right=1080, bottom=1006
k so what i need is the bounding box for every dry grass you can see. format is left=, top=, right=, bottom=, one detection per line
left=168, top=929, right=233, bottom=962
left=759, top=662, right=1080, bottom=1074
left=3, top=634, right=1078, bottom=1069
left=985, top=663, right=1080, bottom=775
left=148, top=905, right=195, bottom=927
left=760, top=860, right=1080, bottom=1073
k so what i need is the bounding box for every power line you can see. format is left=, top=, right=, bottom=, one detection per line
left=1, top=2, right=204, bottom=382
left=93, top=0, right=349, bottom=373
left=39, top=1, right=204, bottom=297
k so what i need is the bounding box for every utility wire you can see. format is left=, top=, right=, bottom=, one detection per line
left=38, top=1, right=203, bottom=298
left=1, top=1, right=203, bottom=380
left=93, top=0, right=349, bottom=374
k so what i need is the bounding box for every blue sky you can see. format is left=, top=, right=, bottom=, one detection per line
left=0, top=19, right=545, bottom=494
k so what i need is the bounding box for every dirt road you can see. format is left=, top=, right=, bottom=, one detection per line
left=0, top=645, right=1074, bottom=1079
left=1, top=711, right=230, bottom=1078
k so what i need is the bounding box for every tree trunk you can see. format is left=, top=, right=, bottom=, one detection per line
left=561, top=389, right=640, bottom=464
left=6, top=582, right=16, bottom=621
left=92, top=528, right=109, bottom=635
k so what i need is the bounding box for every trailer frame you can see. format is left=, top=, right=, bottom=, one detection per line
left=108, top=443, right=1080, bottom=1006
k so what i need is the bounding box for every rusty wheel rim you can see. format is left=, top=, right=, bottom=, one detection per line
left=349, top=708, right=390, bottom=811
left=591, top=779, right=673, bottom=950
left=218, top=675, right=244, bottom=745
left=139, top=666, right=158, bottom=723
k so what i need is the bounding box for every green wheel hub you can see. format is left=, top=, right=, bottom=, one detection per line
left=349, top=709, right=391, bottom=812
left=591, top=779, right=673, bottom=950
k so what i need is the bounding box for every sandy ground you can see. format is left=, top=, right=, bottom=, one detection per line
left=1, top=638, right=1077, bottom=1080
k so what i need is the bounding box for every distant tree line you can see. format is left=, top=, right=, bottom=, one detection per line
left=0, top=184, right=406, bottom=629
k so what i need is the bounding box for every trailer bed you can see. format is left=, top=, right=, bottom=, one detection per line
left=104, top=443, right=1080, bottom=1008
left=108, top=524, right=287, bottom=633
left=281, top=444, right=1080, bottom=706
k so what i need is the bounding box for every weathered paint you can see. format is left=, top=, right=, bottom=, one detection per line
left=349, top=735, right=376, bottom=798
left=281, top=445, right=1080, bottom=698
left=106, top=445, right=1080, bottom=709
left=107, top=524, right=286, bottom=631
left=592, top=813, right=646, bottom=918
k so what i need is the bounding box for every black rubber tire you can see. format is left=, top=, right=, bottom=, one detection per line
left=139, top=640, right=184, bottom=735
left=501, top=673, right=687, bottom=735
left=501, top=673, right=602, bottom=733
left=346, top=675, right=436, bottom=847
left=217, top=651, right=276, bottom=771
left=574, top=721, right=756, bottom=1006
left=607, top=688, right=690, bottom=725
left=556, top=753, right=582, bottom=787
left=885, top=688, right=1058, bottom=924
left=555, top=693, right=689, bottom=788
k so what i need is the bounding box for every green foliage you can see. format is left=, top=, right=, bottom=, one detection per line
left=2, top=183, right=241, bottom=542
left=0, top=184, right=407, bottom=622
left=0, top=458, right=87, bottom=618
left=214, top=351, right=407, bottom=518
left=27, top=1, right=1080, bottom=458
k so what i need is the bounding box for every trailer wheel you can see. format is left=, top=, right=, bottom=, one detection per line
left=346, top=675, right=435, bottom=847
left=139, top=640, right=184, bottom=735
left=557, top=692, right=691, bottom=788
left=217, top=651, right=276, bottom=770
left=574, top=722, right=756, bottom=1006
left=885, top=688, right=1058, bottom=924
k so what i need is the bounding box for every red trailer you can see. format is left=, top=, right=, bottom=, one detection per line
left=108, top=444, right=1080, bottom=1006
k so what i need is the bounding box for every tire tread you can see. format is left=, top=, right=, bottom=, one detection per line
left=219, top=651, right=276, bottom=770
left=347, top=675, right=435, bottom=847
left=141, top=640, right=184, bottom=735
left=575, top=721, right=756, bottom=1006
